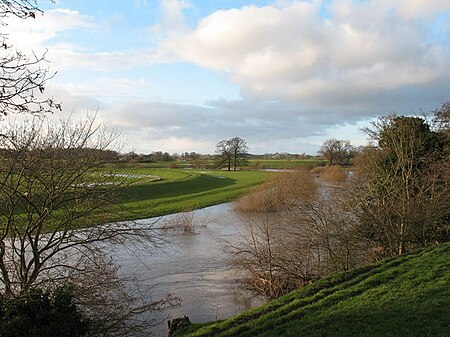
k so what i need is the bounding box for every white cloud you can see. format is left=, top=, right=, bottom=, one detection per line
left=4, top=9, right=95, bottom=50
left=4, top=0, right=448, bottom=154
left=146, top=0, right=191, bottom=43
left=48, top=77, right=149, bottom=102
left=48, top=48, right=176, bottom=72
left=374, top=0, right=450, bottom=20
left=3, top=7, right=176, bottom=72
left=165, top=1, right=450, bottom=110
left=160, top=0, right=190, bottom=32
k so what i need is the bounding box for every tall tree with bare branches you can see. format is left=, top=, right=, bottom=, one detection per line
left=0, top=116, right=178, bottom=336
left=215, top=137, right=248, bottom=171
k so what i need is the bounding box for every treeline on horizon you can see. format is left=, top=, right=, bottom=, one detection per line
left=114, top=150, right=322, bottom=163
left=0, top=147, right=320, bottom=163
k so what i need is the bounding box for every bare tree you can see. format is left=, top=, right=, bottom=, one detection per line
left=432, top=101, right=450, bottom=155
left=0, top=115, right=177, bottom=336
left=318, top=139, right=354, bottom=165
left=229, top=137, right=248, bottom=171
left=0, top=1, right=41, bottom=20
left=215, top=137, right=248, bottom=171
left=215, top=139, right=232, bottom=171
left=1, top=0, right=59, bottom=118
left=228, top=169, right=364, bottom=297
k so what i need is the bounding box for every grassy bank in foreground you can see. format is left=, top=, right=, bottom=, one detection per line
left=175, top=244, right=450, bottom=337
left=104, top=168, right=271, bottom=222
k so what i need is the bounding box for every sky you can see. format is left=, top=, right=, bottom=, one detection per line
left=4, top=0, right=450, bottom=154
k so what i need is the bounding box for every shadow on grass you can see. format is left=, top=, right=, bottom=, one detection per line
left=120, top=174, right=236, bottom=203
left=174, top=245, right=450, bottom=337
left=276, top=285, right=450, bottom=337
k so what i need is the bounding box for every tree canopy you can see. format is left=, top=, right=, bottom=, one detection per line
left=353, top=112, right=449, bottom=256
left=215, top=137, right=248, bottom=171
left=318, top=139, right=355, bottom=165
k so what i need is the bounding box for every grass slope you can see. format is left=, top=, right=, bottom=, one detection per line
left=176, top=244, right=450, bottom=337
left=104, top=168, right=271, bottom=222
left=5, top=167, right=271, bottom=231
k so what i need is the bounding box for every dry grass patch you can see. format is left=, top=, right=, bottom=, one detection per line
left=233, top=169, right=317, bottom=213
left=318, top=165, right=347, bottom=182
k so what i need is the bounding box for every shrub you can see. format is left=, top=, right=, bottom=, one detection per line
left=0, top=287, right=90, bottom=337
left=320, top=165, right=347, bottom=182
left=233, top=169, right=317, bottom=213
left=310, top=165, right=326, bottom=176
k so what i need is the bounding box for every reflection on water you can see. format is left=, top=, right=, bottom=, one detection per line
left=110, top=203, right=266, bottom=337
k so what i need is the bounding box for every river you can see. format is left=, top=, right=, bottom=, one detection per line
left=110, top=203, right=266, bottom=337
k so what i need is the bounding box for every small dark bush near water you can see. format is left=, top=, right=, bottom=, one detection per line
left=0, top=287, right=90, bottom=337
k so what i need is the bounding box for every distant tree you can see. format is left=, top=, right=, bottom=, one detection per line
left=318, top=139, right=354, bottom=165
left=151, top=151, right=162, bottom=162
left=318, top=139, right=338, bottom=165
left=229, top=137, right=249, bottom=171
left=189, top=152, right=200, bottom=160
left=162, top=152, right=173, bottom=162
left=215, top=137, right=248, bottom=171
left=215, top=139, right=232, bottom=171
left=120, top=151, right=139, bottom=162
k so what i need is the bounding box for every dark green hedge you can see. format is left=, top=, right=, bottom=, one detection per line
left=0, top=287, right=90, bottom=337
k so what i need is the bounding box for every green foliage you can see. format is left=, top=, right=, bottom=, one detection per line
left=377, top=116, right=442, bottom=170
left=0, top=287, right=90, bottom=337
left=354, top=114, right=449, bottom=256
left=174, top=244, right=450, bottom=337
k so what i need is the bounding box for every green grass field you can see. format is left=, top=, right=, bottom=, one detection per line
left=103, top=167, right=271, bottom=222
left=175, top=243, right=450, bottom=337
left=248, top=159, right=325, bottom=169
left=119, top=161, right=196, bottom=168
left=105, top=158, right=325, bottom=170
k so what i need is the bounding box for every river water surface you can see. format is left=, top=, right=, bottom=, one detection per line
left=111, top=203, right=266, bottom=337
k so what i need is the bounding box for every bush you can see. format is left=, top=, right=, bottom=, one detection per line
left=233, top=169, right=317, bottom=213
left=319, top=165, right=347, bottom=182
left=310, top=165, right=326, bottom=176
left=0, top=287, right=90, bottom=337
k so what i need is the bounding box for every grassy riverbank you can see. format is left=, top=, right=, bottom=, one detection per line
left=104, top=167, right=271, bottom=222
left=107, top=159, right=325, bottom=169
left=174, top=243, right=450, bottom=337
left=248, top=159, right=326, bottom=169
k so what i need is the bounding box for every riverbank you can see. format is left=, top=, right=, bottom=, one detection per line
left=173, top=243, right=450, bottom=337
left=113, top=203, right=268, bottom=337
left=90, top=167, right=272, bottom=226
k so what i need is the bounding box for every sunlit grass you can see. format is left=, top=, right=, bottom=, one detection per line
left=248, top=159, right=325, bottom=169
left=2, top=166, right=271, bottom=230
left=175, top=244, right=450, bottom=337
left=102, top=167, right=272, bottom=222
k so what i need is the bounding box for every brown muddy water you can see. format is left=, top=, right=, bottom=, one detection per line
left=111, top=203, right=266, bottom=337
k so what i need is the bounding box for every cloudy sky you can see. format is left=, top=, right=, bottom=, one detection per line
left=5, top=0, right=450, bottom=154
